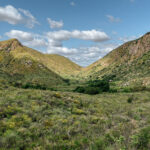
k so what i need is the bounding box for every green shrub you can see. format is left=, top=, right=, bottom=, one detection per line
left=22, top=82, right=47, bottom=90
left=74, top=86, right=85, bottom=93
left=84, top=87, right=100, bottom=95
left=123, top=87, right=132, bottom=93
left=74, top=79, right=110, bottom=95
left=127, top=96, right=134, bottom=103
left=109, top=88, right=118, bottom=93
left=88, top=80, right=110, bottom=92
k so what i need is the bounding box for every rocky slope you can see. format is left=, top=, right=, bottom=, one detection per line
left=78, top=33, right=150, bottom=86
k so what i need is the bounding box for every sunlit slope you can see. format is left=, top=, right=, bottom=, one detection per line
left=78, top=33, right=150, bottom=85
left=0, top=39, right=65, bottom=87
left=2, top=39, right=82, bottom=78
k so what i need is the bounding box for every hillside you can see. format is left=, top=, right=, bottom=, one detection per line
left=1, top=39, right=82, bottom=78
left=79, top=33, right=150, bottom=86
left=0, top=38, right=83, bottom=87
left=0, top=39, right=67, bottom=88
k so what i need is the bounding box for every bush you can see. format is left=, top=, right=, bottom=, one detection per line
left=74, top=79, right=110, bottom=95
left=88, top=80, right=110, bottom=92
left=74, top=80, right=110, bottom=95
left=74, top=86, right=85, bottom=93
left=127, top=96, right=134, bottom=103
left=84, top=87, right=100, bottom=95
left=122, top=87, right=132, bottom=93
left=109, top=88, right=118, bottom=93
left=22, top=82, right=47, bottom=90
left=63, top=79, right=70, bottom=85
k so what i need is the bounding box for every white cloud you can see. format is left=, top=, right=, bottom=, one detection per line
left=5, top=30, right=33, bottom=41
left=47, top=30, right=109, bottom=42
left=47, top=46, right=77, bottom=55
left=5, top=29, right=112, bottom=66
left=69, top=43, right=119, bottom=66
left=46, top=29, right=109, bottom=58
left=70, top=2, right=75, bottom=6
left=19, top=8, right=39, bottom=28
left=0, top=5, right=38, bottom=28
left=0, top=5, right=22, bottom=24
left=47, top=18, right=63, bottom=29
left=24, top=39, right=48, bottom=48
left=5, top=30, right=47, bottom=48
left=47, top=30, right=71, bottom=41
left=106, top=15, right=121, bottom=23
left=72, top=30, right=109, bottom=42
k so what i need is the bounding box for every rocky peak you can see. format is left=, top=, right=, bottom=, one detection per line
left=0, top=38, right=22, bottom=52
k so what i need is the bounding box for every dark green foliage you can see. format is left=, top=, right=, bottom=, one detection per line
left=84, top=87, right=100, bottom=95
left=109, top=88, right=118, bottom=93
left=63, top=79, right=70, bottom=85
left=74, top=79, right=110, bottom=95
left=74, top=86, right=85, bottom=93
left=88, top=80, right=110, bottom=92
left=22, top=82, right=47, bottom=90
left=102, top=74, right=116, bottom=81
left=123, top=87, right=132, bottom=93
left=127, top=96, right=134, bottom=103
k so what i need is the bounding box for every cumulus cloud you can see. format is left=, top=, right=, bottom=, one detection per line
left=69, top=43, right=119, bottom=66
left=24, top=39, right=48, bottom=48
left=47, top=18, right=63, bottom=29
left=46, top=29, right=109, bottom=59
left=106, top=15, right=121, bottom=23
left=47, top=46, right=77, bottom=55
left=0, top=5, right=38, bottom=28
left=5, top=30, right=33, bottom=41
left=47, top=30, right=109, bottom=42
left=5, top=30, right=47, bottom=48
left=47, top=30, right=71, bottom=41
left=5, top=29, right=112, bottom=66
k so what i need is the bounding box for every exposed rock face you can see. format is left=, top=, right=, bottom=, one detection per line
left=102, top=32, right=150, bottom=65
left=79, top=32, right=150, bottom=82
left=0, top=39, right=22, bottom=52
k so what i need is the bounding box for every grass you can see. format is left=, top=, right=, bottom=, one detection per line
left=0, top=38, right=150, bottom=150
left=0, top=86, right=150, bottom=149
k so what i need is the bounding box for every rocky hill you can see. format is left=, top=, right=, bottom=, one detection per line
left=78, top=33, right=150, bottom=86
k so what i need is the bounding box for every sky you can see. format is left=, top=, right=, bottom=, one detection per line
left=0, top=0, right=150, bottom=66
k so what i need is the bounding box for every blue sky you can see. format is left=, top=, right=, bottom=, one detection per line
left=0, top=0, right=149, bottom=66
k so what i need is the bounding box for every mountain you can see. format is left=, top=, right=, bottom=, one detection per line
left=0, top=39, right=81, bottom=88
left=0, top=39, right=82, bottom=77
left=79, top=33, right=150, bottom=86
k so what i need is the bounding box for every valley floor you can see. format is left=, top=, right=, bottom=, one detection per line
left=0, top=87, right=150, bottom=150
